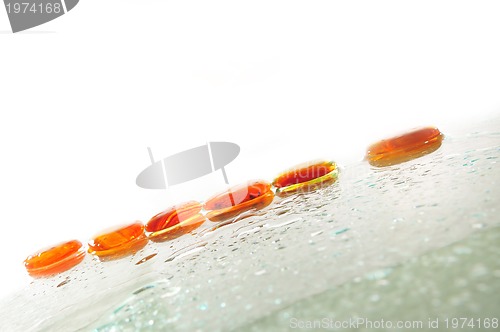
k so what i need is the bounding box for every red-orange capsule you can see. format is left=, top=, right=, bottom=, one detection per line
left=148, top=213, right=206, bottom=242
left=145, top=201, right=202, bottom=232
left=24, top=240, right=85, bottom=277
left=204, top=180, right=274, bottom=221
left=146, top=201, right=206, bottom=242
left=366, top=127, right=444, bottom=167
left=88, top=222, right=148, bottom=260
left=272, top=160, right=338, bottom=197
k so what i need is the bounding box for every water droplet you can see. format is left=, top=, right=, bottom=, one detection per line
left=332, top=228, right=349, bottom=235
left=56, top=278, right=71, bottom=288
left=265, top=217, right=302, bottom=229
left=310, top=231, right=323, bottom=237
left=376, top=279, right=389, bottom=286
left=470, top=264, right=488, bottom=277
left=453, top=246, right=472, bottom=255
left=254, top=269, right=266, bottom=276
left=133, top=284, right=155, bottom=295
left=135, top=253, right=157, bottom=265
left=366, top=268, right=393, bottom=280
left=164, top=241, right=207, bottom=262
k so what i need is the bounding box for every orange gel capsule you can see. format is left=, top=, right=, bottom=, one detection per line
left=272, top=160, right=338, bottom=197
left=145, top=201, right=202, bottom=232
left=366, top=127, right=444, bottom=167
left=148, top=213, right=206, bottom=242
left=204, top=180, right=275, bottom=221
left=88, top=222, right=148, bottom=260
left=24, top=240, right=85, bottom=277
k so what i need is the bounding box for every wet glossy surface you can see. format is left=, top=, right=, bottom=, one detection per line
left=24, top=240, right=85, bottom=277
left=367, top=127, right=444, bottom=167
left=4, top=119, right=499, bottom=332
left=204, top=181, right=274, bottom=221
left=273, top=161, right=338, bottom=197
left=244, top=227, right=500, bottom=331
left=88, top=222, right=148, bottom=260
left=146, top=201, right=202, bottom=233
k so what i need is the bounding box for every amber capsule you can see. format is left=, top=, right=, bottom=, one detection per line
left=272, top=160, right=338, bottom=197
left=24, top=240, right=85, bottom=277
left=146, top=201, right=206, bottom=242
left=145, top=201, right=202, bottom=232
left=204, top=180, right=275, bottom=221
left=366, top=127, right=444, bottom=167
left=148, top=214, right=206, bottom=242
left=88, top=222, right=148, bottom=260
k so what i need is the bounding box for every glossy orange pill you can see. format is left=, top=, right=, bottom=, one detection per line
left=204, top=180, right=275, bottom=221
left=272, top=160, right=338, bottom=197
left=146, top=201, right=206, bottom=241
left=88, top=222, right=148, bottom=260
left=148, top=213, right=207, bottom=242
left=366, top=127, right=444, bottom=167
left=145, top=201, right=202, bottom=232
left=24, top=240, right=85, bottom=277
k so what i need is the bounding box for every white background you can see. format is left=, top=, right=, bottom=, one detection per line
left=0, top=0, right=499, bottom=298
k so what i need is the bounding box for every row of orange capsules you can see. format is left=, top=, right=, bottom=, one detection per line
left=24, top=127, right=444, bottom=277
